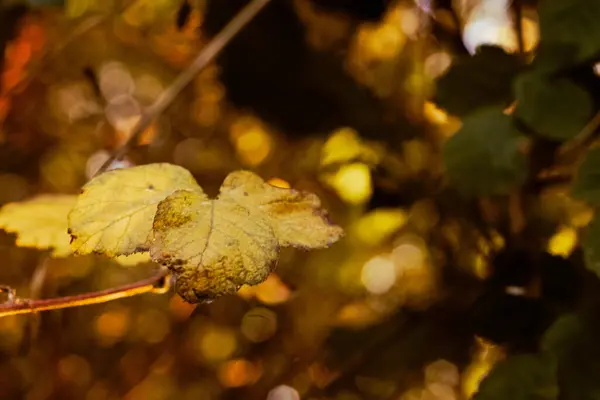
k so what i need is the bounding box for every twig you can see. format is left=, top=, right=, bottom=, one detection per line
left=512, top=0, right=524, bottom=54
left=558, top=110, right=600, bottom=156
left=0, top=270, right=169, bottom=318
left=94, top=0, right=272, bottom=176
left=29, top=256, right=49, bottom=300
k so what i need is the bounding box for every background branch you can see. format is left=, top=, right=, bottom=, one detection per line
left=94, top=0, right=272, bottom=177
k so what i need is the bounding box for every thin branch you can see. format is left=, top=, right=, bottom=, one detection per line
left=0, top=270, right=169, bottom=318
left=512, top=0, right=524, bottom=54
left=94, top=0, right=272, bottom=176
left=558, top=110, right=600, bottom=156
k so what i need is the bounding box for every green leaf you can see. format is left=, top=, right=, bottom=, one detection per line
left=473, top=354, right=558, bottom=400
left=572, top=148, right=600, bottom=205
left=541, top=314, right=600, bottom=399
left=434, top=46, right=523, bottom=117
left=514, top=74, right=592, bottom=141
left=531, top=43, right=581, bottom=74
left=541, top=314, right=582, bottom=356
left=539, top=0, right=600, bottom=64
left=442, top=107, right=528, bottom=196
left=582, top=217, right=600, bottom=277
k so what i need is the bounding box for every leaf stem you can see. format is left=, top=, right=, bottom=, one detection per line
left=94, top=0, right=272, bottom=177
left=0, top=270, right=169, bottom=318
left=559, top=110, right=600, bottom=156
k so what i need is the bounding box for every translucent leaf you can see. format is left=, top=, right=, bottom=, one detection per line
left=0, top=195, right=76, bottom=257
left=151, top=170, right=344, bottom=303
left=434, top=46, right=523, bottom=117
left=572, top=148, right=600, bottom=205
left=473, top=354, right=558, bottom=400
left=541, top=314, right=582, bottom=357
left=68, top=163, right=202, bottom=257
left=540, top=314, right=600, bottom=399
left=442, top=107, right=528, bottom=196
left=514, top=74, right=592, bottom=141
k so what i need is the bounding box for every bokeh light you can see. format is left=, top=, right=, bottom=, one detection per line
left=0, top=2, right=571, bottom=399
left=230, top=115, right=273, bottom=167
left=57, top=354, right=92, bottom=387
left=94, top=307, right=131, bottom=347
left=351, top=208, right=408, bottom=246
left=327, top=163, right=373, bottom=205
left=547, top=226, right=577, bottom=258
left=267, top=385, right=301, bottom=400
left=217, top=359, right=263, bottom=388
left=199, top=325, right=238, bottom=363
left=241, top=307, right=278, bottom=343
left=361, top=255, right=397, bottom=295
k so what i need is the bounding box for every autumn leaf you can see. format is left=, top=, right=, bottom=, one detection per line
left=68, top=163, right=202, bottom=256
left=151, top=170, right=343, bottom=303
left=0, top=193, right=153, bottom=265
left=0, top=194, right=76, bottom=257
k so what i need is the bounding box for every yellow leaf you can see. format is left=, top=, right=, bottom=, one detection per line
left=151, top=170, right=344, bottom=302
left=68, top=163, right=202, bottom=257
left=0, top=195, right=76, bottom=257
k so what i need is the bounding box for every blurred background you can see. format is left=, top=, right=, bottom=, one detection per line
left=0, top=0, right=584, bottom=399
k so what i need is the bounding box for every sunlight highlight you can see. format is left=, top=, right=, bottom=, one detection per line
left=547, top=226, right=577, bottom=258
left=330, top=163, right=373, bottom=205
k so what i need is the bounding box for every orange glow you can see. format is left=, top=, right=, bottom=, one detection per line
left=335, top=301, right=381, bottom=327
left=237, top=274, right=292, bottom=304
left=267, top=177, right=291, bottom=188
left=308, top=363, right=339, bottom=388
left=0, top=98, right=9, bottom=122
left=217, top=359, right=262, bottom=388
left=137, top=123, right=158, bottom=146
left=169, top=295, right=196, bottom=321
left=94, top=308, right=131, bottom=343
left=255, top=274, right=292, bottom=304
left=5, top=40, right=31, bottom=70
left=2, top=68, right=24, bottom=93
left=57, top=354, right=92, bottom=386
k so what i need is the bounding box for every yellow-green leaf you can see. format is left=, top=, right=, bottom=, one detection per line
left=0, top=195, right=76, bottom=257
left=68, top=163, right=202, bottom=257
left=151, top=170, right=343, bottom=303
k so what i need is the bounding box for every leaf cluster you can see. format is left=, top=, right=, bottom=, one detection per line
left=0, top=164, right=343, bottom=303
left=438, top=0, right=600, bottom=197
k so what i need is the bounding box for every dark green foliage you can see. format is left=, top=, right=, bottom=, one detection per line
left=435, top=46, right=523, bottom=117
left=475, top=314, right=600, bottom=399
left=541, top=314, right=600, bottom=399
left=514, top=73, right=593, bottom=141
left=538, top=0, right=600, bottom=65
left=442, top=107, right=528, bottom=196
left=473, top=354, right=558, bottom=400
left=582, top=217, right=600, bottom=278
left=572, top=148, right=600, bottom=205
